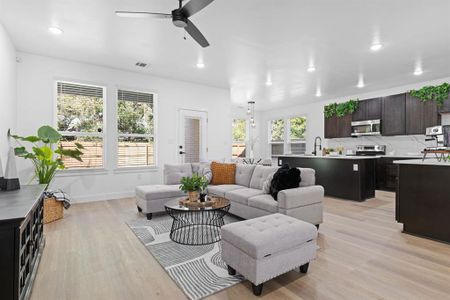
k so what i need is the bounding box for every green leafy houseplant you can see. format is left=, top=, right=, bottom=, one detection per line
left=9, top=125, right=84, bottom=188
left=179, top=173, right=209, bottom=202
left=324, top=99, right=359, bottom=118
left=410, top=83, right=450, bottom=106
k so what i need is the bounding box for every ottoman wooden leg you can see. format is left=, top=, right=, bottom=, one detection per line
left=299, top=262, right=309, bottom=273
left=137, top=206, right=142, bottom=212
left=146, top=213, right=153, bottom=220
left=227, top=265, right=236, bottom=276
left=252, top=283, right=263, bottom=296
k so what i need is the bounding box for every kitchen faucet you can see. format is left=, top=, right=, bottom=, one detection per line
left=313, top=136, right=322, bottom=156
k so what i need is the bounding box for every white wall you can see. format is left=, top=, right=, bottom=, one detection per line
left=16, top=52, right=231, bottom=202
left=259, top=76, right=450, bottom=158
left=0, top=23, right=17, bottom=164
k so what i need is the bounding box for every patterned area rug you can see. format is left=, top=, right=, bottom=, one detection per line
left=127, top=214, right=244, bottom=300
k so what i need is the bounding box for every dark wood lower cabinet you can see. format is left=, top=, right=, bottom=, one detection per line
left=396, top=164, right=450, bottom=243
left=0, top=185, right=46, bottom=300
left=376, top=157, right=416, bottom=192
left=279, top=156, right=377, bottom=201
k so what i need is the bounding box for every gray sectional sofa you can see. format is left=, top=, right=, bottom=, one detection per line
left=135, top=163, right=324, bottom=226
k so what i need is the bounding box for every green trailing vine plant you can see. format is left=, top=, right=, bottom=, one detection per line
left=410, top=83, right=450, bottom=106
left=324, top=99, right=359, bottom=118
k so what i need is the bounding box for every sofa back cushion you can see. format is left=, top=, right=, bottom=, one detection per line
left=299, top=168, right=316, bottom=187
left=211, top=162, right=236, bottom=185
left=249, top=165, right=279, bottom=190
left=235, top=164, right=256, bottom=187
left=164, top=163, right=193, bottom=185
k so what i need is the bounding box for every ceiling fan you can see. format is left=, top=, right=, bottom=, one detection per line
left=115, top=0, right=215, bottom=48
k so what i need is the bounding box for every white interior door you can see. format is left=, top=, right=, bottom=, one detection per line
left=178, top=109, right=208, bottom=163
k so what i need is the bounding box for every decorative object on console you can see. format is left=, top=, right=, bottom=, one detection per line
left=410, top=82, right=450, bottom=106
left=210, top=162, right=236, bottom=185
left=179, top=173, right=209, bottom=202
left=4, top=146, right=20, bottom=191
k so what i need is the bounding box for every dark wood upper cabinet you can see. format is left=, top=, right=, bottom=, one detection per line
left=324, top=116, right=338, bottom=138
left=366, top=98, right=382, bottom=120
left=352, top=98, right=382, bottom=121
left=338, top=114, right=352, bottom=138
left=406, top=94, right=441, bottom=135
left=382, top=93, right=406, bottom=136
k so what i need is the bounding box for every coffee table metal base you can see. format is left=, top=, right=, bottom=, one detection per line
left=165, top=206, right=229, bottom=246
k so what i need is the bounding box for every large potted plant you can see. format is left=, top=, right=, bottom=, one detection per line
left=9, top=125, right=84, bottom=223
left=179, top=173, right=208, bottom=202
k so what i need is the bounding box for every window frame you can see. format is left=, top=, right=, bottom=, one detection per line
left=115, top=87, right=158, bottom=170
left=54, top=79, right=107, bottom=172
left=268, top=115, right=307, bottom=157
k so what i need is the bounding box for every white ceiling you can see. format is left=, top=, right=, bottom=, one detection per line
left=1, top=0, right=450, bottom=110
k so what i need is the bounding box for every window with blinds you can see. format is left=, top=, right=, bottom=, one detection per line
left=56, top=81, right=105, bottom=169
left=288, top=116, right=307, bottom=155
left=268, top=116, right=307, bottom=157
left=117, top=89, right=155, bottom=167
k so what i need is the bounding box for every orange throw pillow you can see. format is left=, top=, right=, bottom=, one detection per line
left=210, top=162, right=236, bottom=185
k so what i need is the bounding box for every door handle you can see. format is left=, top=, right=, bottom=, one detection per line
left=179, top=151, right=186, bottom=155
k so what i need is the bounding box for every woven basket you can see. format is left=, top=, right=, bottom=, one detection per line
left=43, top=197, right=63, bottom=224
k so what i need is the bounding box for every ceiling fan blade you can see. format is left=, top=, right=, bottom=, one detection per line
left=185, top=19, right=210, bottom=48
left=181, top=0, right=215, bottom=18
left=115, top=11, right=171, bottom=19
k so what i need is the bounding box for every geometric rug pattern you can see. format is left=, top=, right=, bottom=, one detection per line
left=127, top=214, right=244, bottom=300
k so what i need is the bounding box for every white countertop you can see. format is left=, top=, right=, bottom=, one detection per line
left=394, top=158, right=450, bottom=166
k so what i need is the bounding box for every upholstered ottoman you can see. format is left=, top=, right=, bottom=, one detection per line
left=221, top=213, right=318, bottom=296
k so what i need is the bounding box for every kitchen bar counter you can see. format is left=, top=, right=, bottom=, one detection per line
left=279, top=156, right=377, bottom=201
left=395, top=161, right=450, bottom=243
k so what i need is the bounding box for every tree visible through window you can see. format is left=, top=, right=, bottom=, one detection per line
left=232, top=119, right=246, bottom=158
left=57, top=81, right=104, bottom=169
left=117, top=90, right=155, bottom=167
left=270, top=119, right=285, bottom=141
left=289, top=117, right=306, bottom=141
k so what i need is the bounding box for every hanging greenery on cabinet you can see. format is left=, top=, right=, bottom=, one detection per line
left=410, top=83, right=450, bottom=106
left=324, top=99, right=359, bottom=118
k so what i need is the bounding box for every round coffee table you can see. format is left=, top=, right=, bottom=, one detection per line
left=165, top=196, right=230, bottom=246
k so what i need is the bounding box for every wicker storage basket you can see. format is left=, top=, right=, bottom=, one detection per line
left=43, top=197, right=63, bottom=224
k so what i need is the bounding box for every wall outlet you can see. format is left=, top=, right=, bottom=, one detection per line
left=353, top=164, right=359, bottom=171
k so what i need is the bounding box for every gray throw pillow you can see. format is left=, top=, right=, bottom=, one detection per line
left=191, top=163, right=212, bottom=183
left=262, top=172, right=275, bottom=194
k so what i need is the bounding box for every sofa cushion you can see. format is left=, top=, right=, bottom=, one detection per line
left=248, top=194, right=279, bottom=213
left=207, top=184, right=244, bottom=198
left=221, top=213, right=318, bottom=259
left=249, top=165, right=279, bottom=190
left=136, top=185, right=185, bottom=200
left=191, top=162, right=212, bottom=183
left=211, top=162, right=236, bottom=185
left=225, top=188, right=264, bottom=205
left=164, top=164, right=193, bottom=185
left=299, top=168, right=316, bottom=187
left=235, top=164, right=256, bottom=187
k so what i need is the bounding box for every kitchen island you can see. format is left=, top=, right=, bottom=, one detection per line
left=394, top=159, right=450, bottom=243
left=278, top=155, right=377, bottom=201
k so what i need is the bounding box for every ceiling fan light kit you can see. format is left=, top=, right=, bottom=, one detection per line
left=116, top=0, right=214, bottom=48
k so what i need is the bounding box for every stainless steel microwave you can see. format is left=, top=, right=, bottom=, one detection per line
left=351, top=119, right=381, bottom=137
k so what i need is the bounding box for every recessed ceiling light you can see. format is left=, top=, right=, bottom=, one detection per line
left=370, top=43, right=383, bottom=51
left=266, top=80, right=272, bottom=86
left=414, top=69, right=423, bottom=76
left=196, top=62, right=205, bottom=69
left=48, top=27, right=63, bottom=35
left=357, top=76, right=365, bottom=88
left=266, top=73, right=272, bottom=86
left=307, top=66, right=316, bottom=72
left=316, top=88, right=322, bottom=97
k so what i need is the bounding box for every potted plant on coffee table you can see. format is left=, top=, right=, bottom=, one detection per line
left=9, top=125, right=84, bottom=223
left=179, top=173, right=209, bottom=202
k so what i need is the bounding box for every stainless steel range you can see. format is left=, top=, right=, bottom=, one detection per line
left=355, top=145, right=386, bottom=156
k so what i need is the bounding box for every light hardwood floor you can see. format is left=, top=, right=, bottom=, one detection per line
left=30, top=191, right=450, bottom=300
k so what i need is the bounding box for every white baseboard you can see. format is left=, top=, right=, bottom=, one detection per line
left=70, top=190, right=136, bottom=203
